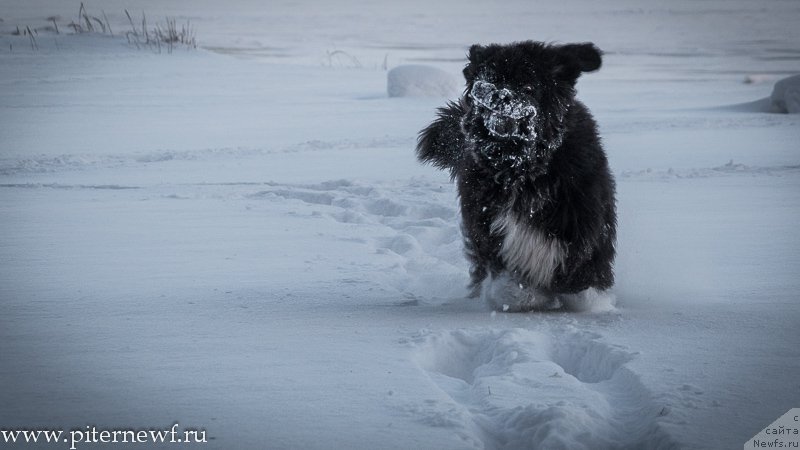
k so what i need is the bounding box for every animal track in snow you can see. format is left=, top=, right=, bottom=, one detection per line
left=248, top=178, right=467, bottom=300
left=413, top=328, right=677, bottom=450
left=269, top=189, right=336, bottom=206
left=250, top=179, right=455, bottom=226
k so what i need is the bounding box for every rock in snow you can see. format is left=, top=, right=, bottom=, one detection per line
left=387, top=65, right=459, bottom=98
left=770, top=74, right=800, bottom=113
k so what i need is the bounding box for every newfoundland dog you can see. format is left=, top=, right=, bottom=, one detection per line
left=416, top=41, right=616, bottom=311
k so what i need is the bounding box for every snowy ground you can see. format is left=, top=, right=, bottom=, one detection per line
left=1, top=1, right=799, bottom=449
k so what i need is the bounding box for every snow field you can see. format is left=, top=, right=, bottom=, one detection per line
left=3, top=130, right=797, bottom=448
left=1, top=1, right=800, bottom=448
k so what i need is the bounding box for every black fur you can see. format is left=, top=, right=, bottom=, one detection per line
left=417, top=100, right=466, bottom=177
left=416, top=41, right=616, bottom=304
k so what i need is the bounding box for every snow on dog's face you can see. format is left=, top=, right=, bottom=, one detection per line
left=461, top=41, right=602, bottom=146
left=469, top=80, right=538, bottom=141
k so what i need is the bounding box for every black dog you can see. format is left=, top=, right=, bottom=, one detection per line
left=416, top=41, right=616, bottom=311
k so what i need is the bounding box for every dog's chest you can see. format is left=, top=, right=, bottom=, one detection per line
left=491, top=211, right=566, bottom=287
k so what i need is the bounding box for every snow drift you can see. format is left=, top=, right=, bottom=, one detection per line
left=769, top=74, right=800, bottom=113
left=387, top=65, right=459, bottom=98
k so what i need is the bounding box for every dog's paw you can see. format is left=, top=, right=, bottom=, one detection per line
left=481, top=274, right=558, bottom=312
left=558, top=288, right=617, bottom=313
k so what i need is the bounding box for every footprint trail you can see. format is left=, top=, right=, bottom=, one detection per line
left=413, top=328, right=677, bottom=450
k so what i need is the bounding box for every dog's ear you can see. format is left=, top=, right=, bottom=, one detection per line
left=553, top=42, right=602, bottom=81
left=463, top=44, right=486, bottom=81
left=561, top=42, right=602, bottom=72
left=468, top=44, right=486, bottom=64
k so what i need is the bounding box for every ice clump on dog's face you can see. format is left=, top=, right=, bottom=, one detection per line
left=469, top=80, right=538, bottom=141
left=470, top=81, right=537, bottom=119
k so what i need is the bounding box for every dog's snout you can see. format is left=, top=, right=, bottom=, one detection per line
left=471, top=80, right=537, bottom=121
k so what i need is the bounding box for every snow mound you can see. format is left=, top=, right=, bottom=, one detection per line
left=725, top=74, right=800, bottom=113
left=769, top=74, right=800, bottom=113
left=387, top=65, right=459, bottom=98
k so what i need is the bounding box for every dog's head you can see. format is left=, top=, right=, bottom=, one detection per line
left=461, top=41, right=601, bottom=144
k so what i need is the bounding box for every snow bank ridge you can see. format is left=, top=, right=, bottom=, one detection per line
left=620, top=160, right=800, bottom=180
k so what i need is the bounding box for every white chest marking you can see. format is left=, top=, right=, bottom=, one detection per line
left=491, top=212, right=566, bottom=287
